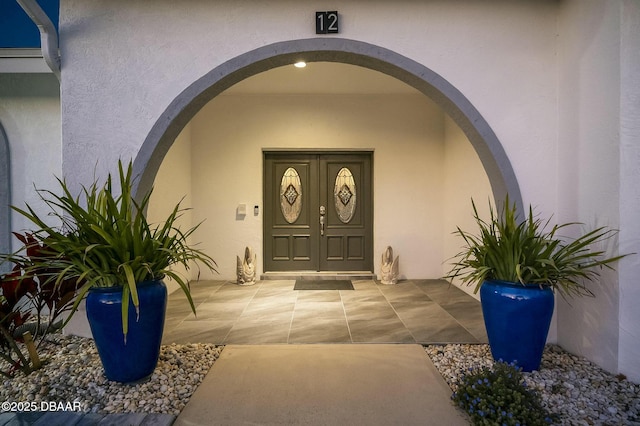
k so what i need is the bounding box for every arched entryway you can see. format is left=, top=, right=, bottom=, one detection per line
left=132, top=38, right=522, bottom=213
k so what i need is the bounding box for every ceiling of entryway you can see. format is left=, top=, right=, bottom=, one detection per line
left=224, top=62, right=422, bottom=95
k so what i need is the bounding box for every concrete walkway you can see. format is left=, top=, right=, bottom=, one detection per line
left=175, top=344, right=469, bottom=426
left=1, top=344, right=468, bottom=425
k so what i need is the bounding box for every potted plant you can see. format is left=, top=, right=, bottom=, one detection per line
left=445, top=196, right=626, bottom=372
left=5, top=160, right=217, bottom=382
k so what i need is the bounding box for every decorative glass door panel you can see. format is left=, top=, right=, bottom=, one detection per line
left=264, top=152, right=372, bottom=272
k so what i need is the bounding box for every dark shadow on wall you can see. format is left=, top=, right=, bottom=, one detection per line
left=0, top=123, right=10, bottom=273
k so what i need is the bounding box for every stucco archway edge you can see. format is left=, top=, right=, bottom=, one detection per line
left=133, top=38, right=522, bottom=212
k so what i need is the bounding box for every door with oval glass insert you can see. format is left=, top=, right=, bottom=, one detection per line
left=264, top=152, right=373, bottom=272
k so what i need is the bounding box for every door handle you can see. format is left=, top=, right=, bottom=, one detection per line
left=320, top=206, right=326, bottom=236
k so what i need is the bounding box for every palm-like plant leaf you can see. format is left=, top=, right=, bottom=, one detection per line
left=445, top=196, right=628, bottom=298
left=3, top=160, right=217, bottom=340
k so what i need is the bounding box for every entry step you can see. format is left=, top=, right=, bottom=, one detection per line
left=261, top=271, right=376, bottom=281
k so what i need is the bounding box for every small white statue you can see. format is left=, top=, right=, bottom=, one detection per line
left=380, top=246, right=399, bottom=285
left=237, top=246, right=257, bottom=285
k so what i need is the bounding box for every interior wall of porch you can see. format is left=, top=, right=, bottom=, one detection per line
left=149, top=92, right=492, bottom=284
left=147, top=124, right=193, bottom=294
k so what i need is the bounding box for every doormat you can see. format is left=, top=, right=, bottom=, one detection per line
left=294, top=280, right=354, bottom=291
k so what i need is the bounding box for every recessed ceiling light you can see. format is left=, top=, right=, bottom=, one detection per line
left=294, top=61, right=307, bottom=68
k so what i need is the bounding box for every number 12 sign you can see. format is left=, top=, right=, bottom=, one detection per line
left=316, top=11, right=339, bottom=34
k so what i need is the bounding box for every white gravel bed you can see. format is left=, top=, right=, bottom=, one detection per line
left=425, top=344, right=640, bottom=425
left=6, top=336, right=639, bottom=424
left=1, top=334, right=222, bottom=415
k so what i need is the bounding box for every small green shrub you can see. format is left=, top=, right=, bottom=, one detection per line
left=452, top=361, right=557, bottom=425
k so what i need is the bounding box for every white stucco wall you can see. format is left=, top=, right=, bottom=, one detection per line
left=4, top=0, right=628, bottom=380
left=147, top=124, right=193, bottom=294
left=0, top=74, right=61, bottom=243
left=59, top=0, right=558, bottom=212
left=58, top=0, right=560, bottom=276
left=441, top=115, right=494, bottom=298
left=618, top=0, right=640, bottom=384
left=555, top=0, right=638, bottom=378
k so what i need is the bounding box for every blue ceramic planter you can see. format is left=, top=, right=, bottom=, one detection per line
left=480, top=280, right=554, bottom=372
left=86, top=280, right=167, bottom=383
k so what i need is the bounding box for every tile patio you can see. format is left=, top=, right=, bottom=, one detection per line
left=162, top=279, right=487, bottom=345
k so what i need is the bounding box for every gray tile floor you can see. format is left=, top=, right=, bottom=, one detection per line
left=162, top=279, right=487, bottom=345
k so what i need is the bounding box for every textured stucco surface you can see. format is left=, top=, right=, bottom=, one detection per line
left=0, top=0, right=632, bottom=380
left=0, top=123, right=9, bottom=273
left=617, top=0, right=640, bottom=382
left=59, top=1, right=559, bottom=208
left=554, top=0, right=640, bottom=378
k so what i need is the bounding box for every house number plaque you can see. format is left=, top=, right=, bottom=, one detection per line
left=316, top=11, right=339, bottom=34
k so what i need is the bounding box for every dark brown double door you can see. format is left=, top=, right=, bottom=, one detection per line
left=264, top=152, right=373, bottom=272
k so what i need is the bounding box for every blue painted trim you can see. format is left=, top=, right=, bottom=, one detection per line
left=0, top=0, right=60, bottom=48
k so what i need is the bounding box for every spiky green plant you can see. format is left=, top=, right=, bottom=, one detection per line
left=445, top=196, right=627, bottom=298
left=6, top=160, right=217, bottom=340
